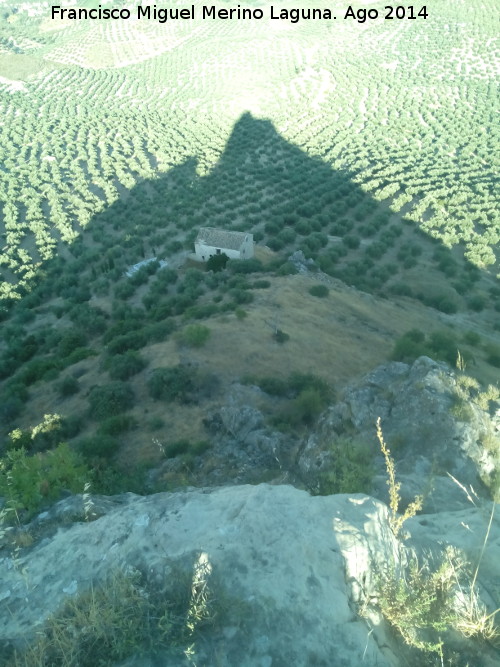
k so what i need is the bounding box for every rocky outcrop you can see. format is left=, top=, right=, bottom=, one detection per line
left=2, top=484, right=499, bottom=666
left=299, top=357, right=500, bottom=511
left=199, top=394, right=291, bottom=485
left=1, top=357, right=500, bottom=665
left=288, top=249, right=316, bottom=274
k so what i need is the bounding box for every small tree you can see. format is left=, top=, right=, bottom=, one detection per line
left=176, top=324, right=210, bottom=348
left=207, top=253, right=229, bottom=272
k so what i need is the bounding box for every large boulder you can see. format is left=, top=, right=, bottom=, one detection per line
left=2, top=484, right=499, bottom=666
left=1, top=486, right=404, bottom=666
left=299, top=357, right=499, bottom=510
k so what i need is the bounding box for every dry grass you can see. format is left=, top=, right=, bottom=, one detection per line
left=18, top=269, right=499, bottom=468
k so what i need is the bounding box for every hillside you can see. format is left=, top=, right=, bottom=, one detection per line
left=0, top=2, right=499, bottom=664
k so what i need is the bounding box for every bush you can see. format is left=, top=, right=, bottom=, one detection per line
left=57, top=375, right=80, bottom=398
left=485, top=345, right=500, bottom=368
left=343, top=234, right=361, bottom=249
left=309, top=284, right=329, bottom=298
left=88, top=382, right=135, bottom=419
left=316, top=441, right=373, bottom=495
left=0, top=396, right=24, bottom=425
left=388, top=282, right=413, bottom=297
left=107, top=331, right=147, bottom=355
left=289, top=372, right=333, bottom=403
left=98, top=415, right=138, bottom=436
left=164, top=439, right=191, bottom=458
left=106, top=351, right=147, bottom=380
left=0, top=443, right=88, bottom=518
left=292, top=387, right=327, bottom=425
left=18, top=357, right=61, bottom=385
left=467, top=295, right=486, bottom=312
left=257, top=376, right=289, bottom=396
left=147, top=366, right=195, bottom=403
left=229, top=289, right=254, bottom=305
left=273, top=329, right=290, bottom=344
left=77, top=434, right=120, bottom=460
left=392, top=332, right=429, bottom=362
left=463, top=331, right=481, bottom=347
left=428, top=331, right=458, bottom=365
left=275, top=261, right=298, bottom=276
left=10, top=564, right=243, bottom=667
left=227, top=258, right=263, bottom=274
left=207, top=253, right=229, bottom=272
left=176, top=324, right=211, bottom=348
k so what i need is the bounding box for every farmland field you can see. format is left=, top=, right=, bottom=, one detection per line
left=0, top=0, right=498, bottom=303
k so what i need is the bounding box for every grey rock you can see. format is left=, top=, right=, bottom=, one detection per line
left=299, top=357, right=499, bottom=509
left=288, top=250, right=316, bottom=274
left=3, top=485, right=499, bottom=666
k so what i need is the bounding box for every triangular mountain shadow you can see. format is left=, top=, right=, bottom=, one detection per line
left=0, top=113, right=498, bottom=476
left=15, top=111, right=484, bottom=315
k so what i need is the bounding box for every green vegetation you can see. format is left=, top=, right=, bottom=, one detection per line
left=248, top=372, right=334, bottom=429
left=176, top=324, right=211, bottom=348
left=315, top=440, right=373, bottom=495
left=0, top=443, right=88, bottom=518
left=88, top=382, right=135, bottom=419
left=308, top=284, right=329, bottom=298
left=8, top=562, right=246, bottom=667
left=368, top=421, right=500, bottom=662
left=147, top=366, right=197, bottom=403
left=206, top=252, right=229, bottom=272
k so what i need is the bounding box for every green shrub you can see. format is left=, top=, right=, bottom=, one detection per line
left=374, top=552, right=459, bottom=657
left=183, top=303, right=218, bottom=320
left=11, top=563, right=244, bottom=667
left=309, top=284, right=329, bottom=298
left=291, top=387, right=327, bottom=425
left=57, top=375, right=80, bottom=398
left=0, top=443, right=88, bottom=518
left=176, top=324, right=211, bottom=348
left=392, top=331, right=429, bottom=363
left=257, top=376, right=289, bottom=396
left=235, top=307, right=248, bottom=320
left=486, top=348, right=500, bottom=368
left=463, top=331, right=481, bottom=347
left=18, top=357, right=61, bottom=385
left=64, top=347, right=96, bottom=366
left=57, top=329, right=87, bottom=357
left=164, top=439, right=191, bottom=458
left=316, top=441, right=373, bottom=495
left=228, top=258, right=263, bottom=274
left=98, top=415, right=138, bottom=436
left=0, top=396, right=24, bottom=425
left=273, top=329, right=290, bottom=344
left=207, top=253, right=229, bottom=272
left=147, top=366, right=195, bottom=403
left=106, top=351, right=147, bottom=380
left=148, top=416, right=165, bottom=431
left=77, top=434, right=120, bottom=460
left=275, top=261, right=298, bottom=276
left=289, top=372, right=333, bottom=403
left=88, top=382, right=135, bottom=419
left=428, top=331, right=458, bottom=365
left=343, top=233, right=361, bottom=249
left=107, top=331, right=147, bottom=355
left=229, top=289, right=254, bottom=305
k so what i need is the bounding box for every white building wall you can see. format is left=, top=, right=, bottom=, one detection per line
left=239, top=235, right=254, bottom=259
left=194, top=242, right=241, bottom=261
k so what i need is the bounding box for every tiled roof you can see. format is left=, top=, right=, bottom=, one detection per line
left=195, top=227, right=252, bottom=251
